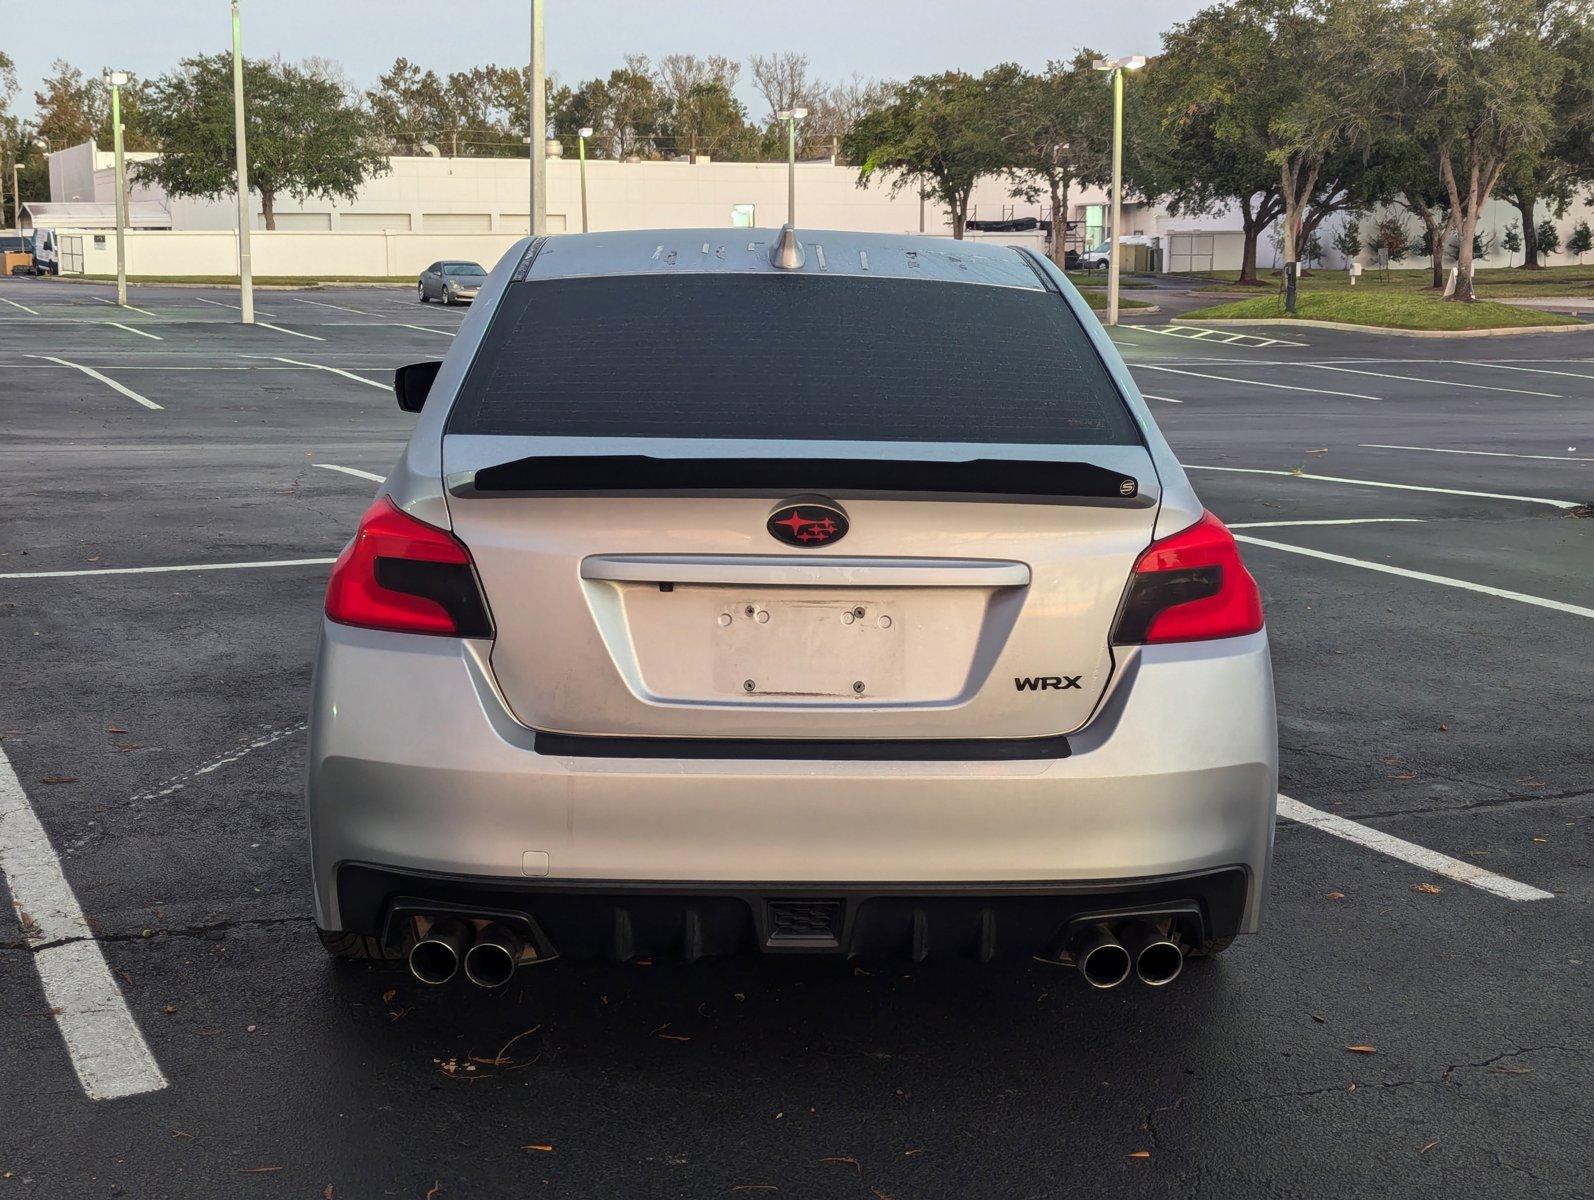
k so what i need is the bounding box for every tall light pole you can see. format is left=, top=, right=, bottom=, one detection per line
left=529, top=0, right=547, bottom=235
left=776, top=107, right=808, bottom=226
left=577, top=126, right=592, bottom=233
left=231, top=0, right=254, bottom=324
left=1092, top=55, right=1145, bottom=326
left=105, top=72, right=130, bottom=306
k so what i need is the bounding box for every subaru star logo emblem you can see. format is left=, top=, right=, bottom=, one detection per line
left=767, top=499, right=849, bottom=547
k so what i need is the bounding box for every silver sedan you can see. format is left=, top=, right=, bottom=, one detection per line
left=417, top=261, right=487, bottom=304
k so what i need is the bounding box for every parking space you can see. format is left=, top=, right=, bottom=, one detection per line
left=1, top=275, right=1590, bottom=1197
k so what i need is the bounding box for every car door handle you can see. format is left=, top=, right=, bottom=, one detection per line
left=580, top=555, right=1031, bottom=588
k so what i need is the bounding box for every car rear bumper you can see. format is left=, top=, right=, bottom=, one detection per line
left=307, top=623, right=1277, bottom=945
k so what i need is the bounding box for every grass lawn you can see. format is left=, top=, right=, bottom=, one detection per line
left=1080, top=290, right=1155, bottom=312
left=78, top=274, right=413, bottom=286
left=1196, top=262, right=1594, bottom=298
left=1183, top=288, right=1581, bottom=331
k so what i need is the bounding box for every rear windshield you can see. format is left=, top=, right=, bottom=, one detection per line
left=446, top=273, right=1138, bottom=445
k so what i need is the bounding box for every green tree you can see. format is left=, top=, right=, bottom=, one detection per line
left=1570, top=219, right=1593, bottom=262
left=1405, top=0, right=1570, bottom=301
left=1495, top=2, right=1594, bottom=268
left=1331, top=217, right=1363, bottom=262
left=1152, top=0, right=1371, bottom=279
left=843, top=69, right=1012, bottom=239
left=32, top=60, right=155, bottom=153
left=1501, top=220, right=1523, bottom=265
left=1535, top=218, right=1562, bottom=257
left=996, top=55, right=1112, bottom=270
left=137, top=54, right=388, bottom=230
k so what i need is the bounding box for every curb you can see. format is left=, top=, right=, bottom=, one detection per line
left=1172, top=316, right=1593, bottom=339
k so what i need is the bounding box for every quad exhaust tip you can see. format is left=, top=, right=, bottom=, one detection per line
left=463, top=923, right=525, bottom=988
left=408, top=919, right=472, bottom=986
left=1070, top=920, right=1185, bottom=989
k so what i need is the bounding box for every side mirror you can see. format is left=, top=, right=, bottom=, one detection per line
left=394, top=359, right=443, bottom=413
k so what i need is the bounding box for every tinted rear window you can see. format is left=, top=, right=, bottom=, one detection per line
left=446, top=273, right=1138, bottom=445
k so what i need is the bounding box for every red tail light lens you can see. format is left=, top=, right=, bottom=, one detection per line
left=324, top=498, right=492, bottom=637
left=1113, top=511, right=1263, bottom=644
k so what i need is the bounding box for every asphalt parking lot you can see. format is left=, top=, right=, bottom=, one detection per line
left=1, top=275, right=1590, bottom=1198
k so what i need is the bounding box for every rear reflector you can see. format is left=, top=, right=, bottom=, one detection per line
left=325, top=498, right=492, bottom=637
left=1112, top=511, right=1263, bottom=644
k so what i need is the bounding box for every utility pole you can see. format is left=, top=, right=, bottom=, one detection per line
left=1093, top=55, right=1145, bottom=327
left=231, top=0, right=255, bottom=323
left=529, top=0, right=546, bottom=235
left=106, top=72, right=130, bottom=306
left=577, top=127, right=592, bottom=233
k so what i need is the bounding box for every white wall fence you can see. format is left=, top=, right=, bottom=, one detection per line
left=62, top=229, right=526, bottom=278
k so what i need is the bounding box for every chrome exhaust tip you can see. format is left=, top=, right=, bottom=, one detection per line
left=1072, top=924, right=1133, bottom=989
left=408, top=919, right=471, bottom=986
left=1121, top=921, right=1184, bottom=987
left=462, top=923, right=524, bottom=988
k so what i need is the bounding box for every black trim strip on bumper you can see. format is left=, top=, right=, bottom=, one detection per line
left=531, top=731, right=1072, bottom=761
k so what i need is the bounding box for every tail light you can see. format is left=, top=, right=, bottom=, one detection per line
left=1113, top=510, right=1263, bottom=644
left=324, top=498, right=492, bottom=637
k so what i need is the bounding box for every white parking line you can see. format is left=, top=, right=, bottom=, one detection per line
left=272, top=356, right=388, bottom=390
left=91, top=296, right=160, bottom=318
left=0, top=744, right=169, bottom=1099
left=31, top=356, right=162, bottom=410
left=1140, top=393, right=1184, bottom=403
left=1277, top=795, right=1554, bottom=902
left=1305, top=363, right=1559, bottom=398
left=1137, top=365, right=1380, bottom=400
left=256, top=321, right=325, bottom=342
left=313, top=463, right=384, bottom=482
left=398, top=323, right=456, bottom=337
left=1139, top=325, right=1308, bottom=348
left=105, top=321, right=162, bottom=341
left=1227, top=518, right=1425, bottom=528
left=1359, top=443, right=1593, bottom=463
left=1457, top=360, right=1594, bottom=383
left=0, top=295, right=41, bottom=315
left=1235, top=535, right=1594, bottom=618
left=292, top=296, right=374, bottom=315
left=1186, top=464, right=1579, bottom=509
left=0, top=557, right=335, bottom=581
left=194, top=296, right=272, bottom=318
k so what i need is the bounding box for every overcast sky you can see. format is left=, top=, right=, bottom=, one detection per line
left=7, top=0, right=1202, bottom=120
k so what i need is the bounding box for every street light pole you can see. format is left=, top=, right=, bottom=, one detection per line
left=1093, top=55, right=1145, bottom=327
left=529, top=0, right=547, bottom=235
left=577, top=127, right=592, bottom=233
left=776, top=107, right=808, bottom=226
left=231, top=0, right=254, bottom=324
left=106, top=72, right=130, bottom=307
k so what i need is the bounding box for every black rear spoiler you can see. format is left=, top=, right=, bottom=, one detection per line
left=466, top=455, right=1145, bottom=503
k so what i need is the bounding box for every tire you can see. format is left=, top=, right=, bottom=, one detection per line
left=318, top=928, right=404, bottom=961
left=417, top=284, right=428, bottom=303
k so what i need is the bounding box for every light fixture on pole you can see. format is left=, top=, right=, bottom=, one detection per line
left=1092, top=55, right=1145, bottom=327
left=105, top=71, right=130, bottom=306
left=528, top=0, right=547, bottom=236
left=577, top=126, right=592, bottom=233
left=776, top=107, right=808, bottom=226
left=230, top=0, right=254, bottom=324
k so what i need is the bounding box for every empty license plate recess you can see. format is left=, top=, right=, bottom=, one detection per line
left=712, top=597, right=904, bottom=697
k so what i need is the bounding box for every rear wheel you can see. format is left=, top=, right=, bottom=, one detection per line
left=318, top=928, right=404, bottom=961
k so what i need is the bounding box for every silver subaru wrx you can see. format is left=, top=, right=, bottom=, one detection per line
left=307, top=228, right=1277, bottom=990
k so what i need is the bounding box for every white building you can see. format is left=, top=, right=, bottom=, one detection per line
left=42, top=140, right=1594, bottom=278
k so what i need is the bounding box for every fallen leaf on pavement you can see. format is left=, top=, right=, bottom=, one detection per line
left=382, top=989, right=396, bottom=1003
left=1311, top=1014, right=1325, bottom=1023
left=40, top=776, right=78, bottom=784
left=1129, top=1150, right=1151, bottom=1159
left=323, top=1187, right=334, bottom=1200
left=820, top=1157, right=861, bottom=1176
left=1412, top=882, right=1442, bottom=894
left=522, top=1144, right=554, bottom=1153
left=1345, top=1045, right=1377, bottom=1054
left=1492, top=1066, right=1534, bottom=1075
left=1325, top=891, right=1345, bottom=901
left=239, top=1167, right=283, bottom=1174
left=425, top=1183, right=442, bottom=1200
left=1418, top=1140, right=1439, bottom=1154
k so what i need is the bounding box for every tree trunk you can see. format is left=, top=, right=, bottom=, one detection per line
left=261, top=188, right=276, bottom=232
left=949, top=187, right=969, bottom=240
left=1048, top=177, right=1069, bottom=271
left=1516, top=195, right=1540, bottom=268
left=1238, top=230, right=1260, bottom=285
